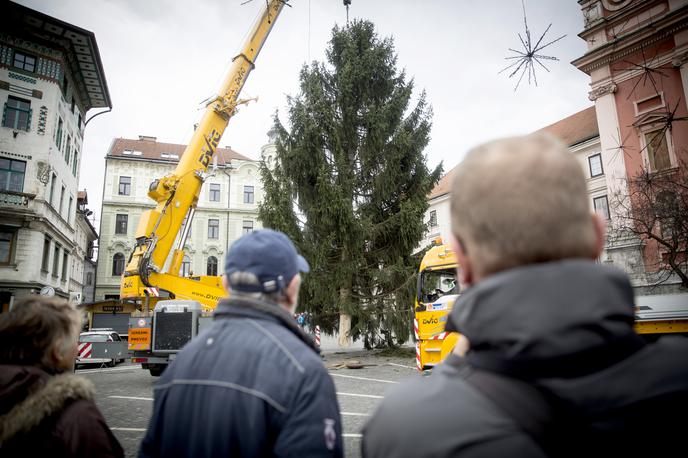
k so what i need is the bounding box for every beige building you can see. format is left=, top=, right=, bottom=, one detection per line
left=95, top=136, right=263, bottom=300
left=421, top=106, right=609, bottom=257
left=0, top=2, right=110, bottom=311
left=73, top=190, right=98, bottom=303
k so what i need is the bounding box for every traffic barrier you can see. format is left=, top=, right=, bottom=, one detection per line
left=78, top=342, right=92, bottom=359
left=415, top=342, right=421, bottom=371
left=413, top=318, right=419, bottom=340
left=77, top=341, right=127, bottom=362
left=315, top=325, right=321, bottom=347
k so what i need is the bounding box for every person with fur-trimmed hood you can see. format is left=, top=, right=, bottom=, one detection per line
left=0, top=296, right=123, bottom=457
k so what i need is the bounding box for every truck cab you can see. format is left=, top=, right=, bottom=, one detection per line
left=414, top=241, right=459, bottom=370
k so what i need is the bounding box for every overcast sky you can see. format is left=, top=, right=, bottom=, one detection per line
left=17, top=0, right=593, bottom=227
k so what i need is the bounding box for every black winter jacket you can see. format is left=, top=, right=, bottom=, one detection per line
left=362, top=260, right=688, bottom=457
left=139, top=296, right=343, bottom=458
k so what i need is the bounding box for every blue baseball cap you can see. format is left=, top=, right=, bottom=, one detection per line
left=224, top=229, right=310, bottom=293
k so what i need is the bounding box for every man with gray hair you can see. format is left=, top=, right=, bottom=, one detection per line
left=140, top=229, right=343, bottom=457
left=362, top=134, right=688, bottom=457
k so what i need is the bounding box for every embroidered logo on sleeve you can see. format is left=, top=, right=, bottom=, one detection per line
left=324, top=418, right=337, bottom=450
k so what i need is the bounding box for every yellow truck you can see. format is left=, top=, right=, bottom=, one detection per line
left=414, top=241, right=688, bottom=372
left=414, top=240, right=460, bottom=370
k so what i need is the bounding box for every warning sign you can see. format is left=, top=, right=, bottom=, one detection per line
left=128, top=327, right=151, bottom=350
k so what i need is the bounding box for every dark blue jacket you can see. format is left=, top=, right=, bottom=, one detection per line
left=139, top=297, right=343, bottom=458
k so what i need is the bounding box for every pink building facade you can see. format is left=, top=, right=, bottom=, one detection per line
left=574, top=0, right=688, bottom=293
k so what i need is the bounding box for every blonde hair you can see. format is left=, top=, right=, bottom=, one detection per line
left=450, top=133, right=597, bottom=276
left=0, top=296, right=83, bottom=371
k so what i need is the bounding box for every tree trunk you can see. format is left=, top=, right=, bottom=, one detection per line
left=338, top=284, right=352, bottom=347
left=338, top=312, right=352, bottom=347
left=338, top=245, right=352, bottom=347
left=666, top=252, right=688, bottom=289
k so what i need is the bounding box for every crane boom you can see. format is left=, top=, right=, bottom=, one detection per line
left=121, top=0, right=288, bottom=310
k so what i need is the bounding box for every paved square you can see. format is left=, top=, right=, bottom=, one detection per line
left=80, top=349, right=420, bottom=457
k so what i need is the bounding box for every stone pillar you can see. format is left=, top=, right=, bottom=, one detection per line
left=589, top=83, right=627, bottom=212
left=673, top=51, right=688, bottom=106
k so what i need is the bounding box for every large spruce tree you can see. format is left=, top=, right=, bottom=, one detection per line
left=259, top=20, right=441, bottom=348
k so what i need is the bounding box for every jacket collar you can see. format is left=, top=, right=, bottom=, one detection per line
left=446, top=259, right=644, bottom=379
left=0, top=366, right=95, bottom=445
left=214, top=296, right=320, bottom=354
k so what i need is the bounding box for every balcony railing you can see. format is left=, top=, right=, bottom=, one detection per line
left=0, top=190, right=36, bottom=207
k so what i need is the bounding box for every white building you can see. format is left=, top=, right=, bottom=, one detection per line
left=95, top=136, right=263, bottom=300
left=418, top=170, right=455, bottom=250
left=0, top=2, right=111, bottom=311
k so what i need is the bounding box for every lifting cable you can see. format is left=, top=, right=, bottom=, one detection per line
left=343, top=0, right=351, bottom=24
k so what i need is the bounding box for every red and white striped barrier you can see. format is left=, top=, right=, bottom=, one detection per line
left=413, top=318, right=419, bottom=340
left=145, top=287, right=159, bottom=297
left=314, top=325, right=321, bottom=347
left=78, top=342, right=92, bottom=359
left=429, top=332, right=447, bottom=340
left=415, top=342, right=422, bottom=371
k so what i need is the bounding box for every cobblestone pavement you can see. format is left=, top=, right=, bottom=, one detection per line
left=79, top=348, right=420, bottom=458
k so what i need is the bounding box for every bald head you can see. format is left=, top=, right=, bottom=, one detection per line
left=451, top=133, right=601, bottom=278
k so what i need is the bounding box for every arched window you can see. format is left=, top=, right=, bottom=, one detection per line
left=207, top=256, right=218, bottom=276
left=112, top=253, right=125, bottom=276
left=180, top=255, right=191, bottom=277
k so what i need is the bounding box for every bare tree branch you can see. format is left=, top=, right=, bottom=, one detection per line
left=608, top=160, right=688, bottom=289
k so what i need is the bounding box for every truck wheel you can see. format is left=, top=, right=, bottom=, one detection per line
left=149, top=366, right=165, bottom=377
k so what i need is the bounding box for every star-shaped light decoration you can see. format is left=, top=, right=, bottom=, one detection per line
left=620, top=45, right=673, bottom=100
left=499, top=0, right=566, bottom=91
left=606, top=126, right=635, bottom=164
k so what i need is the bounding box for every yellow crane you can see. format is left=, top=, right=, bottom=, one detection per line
left=122, top=0, right=291, bottom=376
left=120, top=0, right=288, bottom=311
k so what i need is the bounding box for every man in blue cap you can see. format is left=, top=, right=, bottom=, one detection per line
left=140, top=229, right=343, bottom=458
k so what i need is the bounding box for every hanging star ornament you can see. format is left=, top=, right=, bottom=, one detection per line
left=606, top=126, right=635, bottom=163
left=619, top=45, right=673, bottom=100
left=499, top=0, right=567, bottom=91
